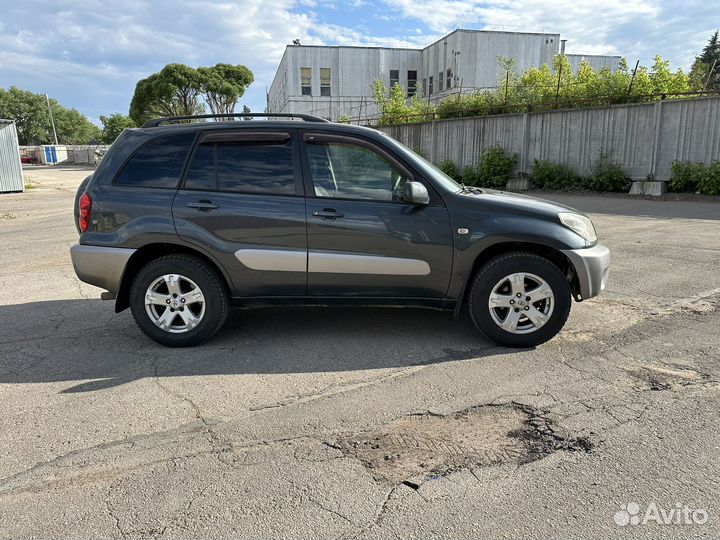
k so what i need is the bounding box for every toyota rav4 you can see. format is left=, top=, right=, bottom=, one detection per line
left=71, top=113, right=609, bottom=347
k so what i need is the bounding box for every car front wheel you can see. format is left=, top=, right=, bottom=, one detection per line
left=468, top=253, right=572, bottom=347
left=129, top=255, right=229, bottom=347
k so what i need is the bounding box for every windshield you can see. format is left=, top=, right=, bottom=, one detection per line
left=377, top=132, right=462, bottom=192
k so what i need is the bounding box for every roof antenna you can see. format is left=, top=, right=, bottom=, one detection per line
left=292, top=39, right=301, bottom=46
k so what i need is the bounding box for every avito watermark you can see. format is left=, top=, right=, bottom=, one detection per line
left=614, top=501, right=708, bottom=527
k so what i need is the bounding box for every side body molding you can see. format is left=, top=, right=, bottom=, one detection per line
left=235, top=249, right=430, bottom=276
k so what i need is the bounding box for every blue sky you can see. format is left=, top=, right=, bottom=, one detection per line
left=0, top=0, right=715, bottom=125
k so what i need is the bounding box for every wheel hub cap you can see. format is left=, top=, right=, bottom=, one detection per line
left=144, top=274, right=206, bottom=334
left=488, top=272, right=555, bottom=335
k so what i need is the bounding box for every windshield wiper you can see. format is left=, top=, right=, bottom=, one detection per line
left=458, top=183, right=484, bottom=195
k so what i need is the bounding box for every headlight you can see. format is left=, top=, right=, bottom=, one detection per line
left=559, top=212, right=597, bottom=244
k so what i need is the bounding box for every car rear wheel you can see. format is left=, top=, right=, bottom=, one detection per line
left=129, top=255, right=228, bottom=347
left=468, top=253, right=572, bottom=347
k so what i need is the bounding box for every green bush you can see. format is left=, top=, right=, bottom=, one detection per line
left=438, top=159, right=459, bottom=179
left=530, top=160, right=583, bottom=190
left=698, top=161, right=720, bottom=195
left=472, top=146, right=519, bottom=188
left=587, top=152, right=630, bottom=192
left=461, top=165, right=479, bottom=185
left=669, top=161, right=704, bottom=192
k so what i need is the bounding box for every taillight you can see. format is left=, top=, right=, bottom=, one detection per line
left=79, top=192, right=92, bottom=233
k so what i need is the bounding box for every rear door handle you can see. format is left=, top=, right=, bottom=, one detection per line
left=312, top=209, right=344, bottom=220
left=187, top=200, right=219, bottom=211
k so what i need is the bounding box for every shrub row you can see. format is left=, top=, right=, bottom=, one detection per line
left=669, top=161, right=720, bottom=195
left=437, top=149, right=631, bottom=192
left=435, top=146, right=519, bottom=189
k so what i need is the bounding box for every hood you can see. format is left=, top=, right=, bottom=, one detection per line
left=450, top=188, right=584, bottom=219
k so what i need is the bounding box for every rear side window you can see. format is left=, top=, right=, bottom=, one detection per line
left=185, top=136, right=296, bottom=196
left=115, top=132, right=195, bottom=188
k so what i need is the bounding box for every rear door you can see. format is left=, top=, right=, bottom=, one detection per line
left=173, top=129, right=307, bottom=297
left=300, top=132, right=453, bottom=298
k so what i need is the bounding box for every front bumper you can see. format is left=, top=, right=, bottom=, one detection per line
left=70, top=244, right=136, bottom=293
left=561, top=243, right=610, bottom=300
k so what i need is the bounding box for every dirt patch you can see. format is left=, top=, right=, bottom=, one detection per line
left=332, top=404, right=591, bottom=485
left=0, top=212, right=19, bottom=220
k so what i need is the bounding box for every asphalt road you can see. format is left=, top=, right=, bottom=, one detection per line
left=1, top=166, right=719, bottom=539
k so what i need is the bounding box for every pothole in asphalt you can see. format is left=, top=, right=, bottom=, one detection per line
left=628, top=364, right=711, bottom=391
left=331, top=404, right=592, bottom=485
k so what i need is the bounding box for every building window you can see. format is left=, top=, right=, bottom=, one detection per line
left=446, top=68, right=452, bottom=89
left=389, top=69, right=399, bottom=89
left=407, top=70, right=417, bottom=97
left=320, top=68, right=331, bottom=97
left=429, top=76, right=433, bottom=95
left=421, top=78, right=426, bottom=97
left=438, top=72, right=443, bottom=92
left=301, top=67, right=312, bottom=96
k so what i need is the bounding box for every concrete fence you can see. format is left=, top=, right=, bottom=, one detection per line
left=378, top=96, right=720, bottom=181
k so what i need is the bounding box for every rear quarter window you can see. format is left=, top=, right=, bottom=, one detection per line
left=115, top=132, right=196, bottom=188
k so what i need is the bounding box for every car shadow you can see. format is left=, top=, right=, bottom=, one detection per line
left=0, top=299, right=514, bottom=393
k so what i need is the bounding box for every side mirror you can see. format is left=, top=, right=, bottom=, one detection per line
left=403, top=181, right=430, bottom=205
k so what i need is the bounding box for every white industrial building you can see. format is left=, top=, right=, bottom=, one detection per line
left=267, top=29, right=621, bottom=122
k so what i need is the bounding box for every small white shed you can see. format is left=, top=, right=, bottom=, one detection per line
left=0, top=120, right=24, bottom=193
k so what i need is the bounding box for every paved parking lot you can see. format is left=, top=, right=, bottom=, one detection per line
left=1, top=166, right=719, bottom=538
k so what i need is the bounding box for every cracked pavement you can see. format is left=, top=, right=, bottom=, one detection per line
left=1, top=167, right=719, bottom=538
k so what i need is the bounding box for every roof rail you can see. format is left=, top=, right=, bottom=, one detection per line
left=142, top=112, right=330, bottom=128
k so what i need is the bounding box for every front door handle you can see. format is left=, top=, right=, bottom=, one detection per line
left=312, top=209, right=344, bottom=220
left=187, top=200, right=219, bottom=211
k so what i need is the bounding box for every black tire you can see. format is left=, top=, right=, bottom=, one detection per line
left=468, top=252, right=572, bottom=348
left=129, top=255, right=229, bottom=347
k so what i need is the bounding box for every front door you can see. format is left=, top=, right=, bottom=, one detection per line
left=300, top=133, right=453, bottom=298
left=173, top=129, right=307, bottom=297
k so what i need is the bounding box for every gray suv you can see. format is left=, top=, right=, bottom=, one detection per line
left=71, top=113, right=609, bottom=348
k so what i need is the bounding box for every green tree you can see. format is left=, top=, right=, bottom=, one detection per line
left=689, top=30, right=720, bottom=90
left=129, top=63, right=205, bottom=125
left=130, top=63, right=255, bottom=124
left=0, top=86, right=99, bottom=145
left=649, top=55, right=689, bottom=96
left=241, top=104, right=252, bottom=120
left=100, top=113, right=136, bottom=143
left=198, top=64, right=254, bottom=114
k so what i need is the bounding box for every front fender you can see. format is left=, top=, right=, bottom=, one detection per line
left=447, top=212, right=587, bottom=300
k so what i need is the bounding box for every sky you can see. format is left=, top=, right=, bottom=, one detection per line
left=0, top=0, right=716, bottom=125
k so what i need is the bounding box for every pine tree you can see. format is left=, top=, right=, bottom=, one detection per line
left=691, top=30, right=720, bottom=91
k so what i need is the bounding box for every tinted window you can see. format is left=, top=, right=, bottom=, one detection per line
left=184, top=137, right=296, bottom=195
left=116, top=132, right=195, bottom=188
left=184, top=143, right=216, bottom=191
left=306, top=142, right=408, bottom=202
left=217, top=141, right=295, bottom=195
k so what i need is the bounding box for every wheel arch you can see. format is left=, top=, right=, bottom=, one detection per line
left=453, top=241, right=581, bottom=318
left=115, top=242, right=232, bottom=313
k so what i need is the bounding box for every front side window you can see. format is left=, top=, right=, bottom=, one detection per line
left=446, top=68, right=452, bottom=89
left=429, top=75, right=433, bottom=95
left=306, top=141, right=409, bottom=202
left=300, top=67, right=312, bottom=96
left=115, top=132, right=195, bottom=188
left=438, top=71, right=443, bottom=91
left=185, top=136, right=296, bottom=196
left=320, top=68, right=331, bottom=96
